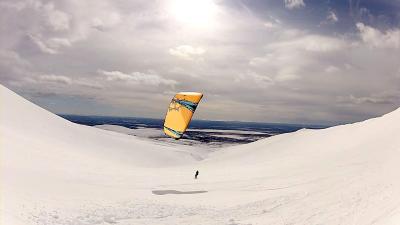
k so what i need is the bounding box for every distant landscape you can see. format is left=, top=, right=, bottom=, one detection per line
left=61, top=115, right=327, bottom=148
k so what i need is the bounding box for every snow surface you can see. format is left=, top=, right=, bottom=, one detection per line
left=2, top=84, right=400, bottom=225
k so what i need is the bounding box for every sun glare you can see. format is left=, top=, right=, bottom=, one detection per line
left=168, top=0, right=218, bottom=28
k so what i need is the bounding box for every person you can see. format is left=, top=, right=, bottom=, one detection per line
left=195, top=170, right=199, bottom=179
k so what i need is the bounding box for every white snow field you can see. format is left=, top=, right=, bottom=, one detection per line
left=1, top=83, right=400, bottom=225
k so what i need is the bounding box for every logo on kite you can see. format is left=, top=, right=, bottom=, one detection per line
left=163, top=92, right=203, bottom=140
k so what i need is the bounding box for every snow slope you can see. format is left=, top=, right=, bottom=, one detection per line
left=2, top=84, right=400, bottom=225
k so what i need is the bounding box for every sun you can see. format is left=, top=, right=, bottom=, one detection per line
left=168, top=0, right=218, bottom=28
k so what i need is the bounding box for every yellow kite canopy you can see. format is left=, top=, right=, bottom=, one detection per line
left=163, top=92, right=203, bottom=139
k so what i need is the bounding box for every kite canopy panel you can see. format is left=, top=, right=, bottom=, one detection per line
left=163, top=92, right=203, bottom=139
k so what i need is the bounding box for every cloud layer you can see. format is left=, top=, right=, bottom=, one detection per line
left=1, top=0, right=400, bottom=125
left=284, top=0, right=305, bottom=9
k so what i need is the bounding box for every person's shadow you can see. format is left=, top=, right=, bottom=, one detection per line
left=152, top=190, right=208, bottom=195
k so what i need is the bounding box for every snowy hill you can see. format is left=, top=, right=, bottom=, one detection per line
left=2, top=84, right=400, bottom=225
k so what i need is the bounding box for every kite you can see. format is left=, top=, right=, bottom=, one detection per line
left=163, top=92, right=203, bottom=139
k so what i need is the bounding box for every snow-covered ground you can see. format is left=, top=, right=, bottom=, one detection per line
left=2, top=84, right=400, bottom=225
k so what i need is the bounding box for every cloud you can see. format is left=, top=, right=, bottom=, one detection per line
left=286, top=36, right=343, bottom=52
left=248, top=33, right=348, bottom=86
left=337, top=92, right=400, bottom=105
left=0, top=1, right=27, bottom=11
left=74, top=80, right=104, bottom=89
left=0, top=50, right=31, bottom=85
left=100, top=70, right=177, bottom=86
left=326, top=11, right=339, bottom=23
left=325, top=65, right=340, bottom=73
left=356, top=23, right=400, bottom=48
left=319, top=10, right=339, bottom=26
left=47, top=38, right=72, bottom=48
left=327, top=11, right=338, bottom=24
left=284, top=0, right=305, bottom=9
left=0, top=0, right=125, bottom=56
left=169, top=45, right=206, bottom=60
left=245, top=22, right=400, bottom=122
left=39, top=74, right=72, bottom=85
left=234, top=71, right=274, bottom=86
left=264, top=21, right=279, bottom=29
left=91, top=12, right=121, bottom=31
left=1, top=0, right=400, bottom=124
left=44, top=3, right=70, bottom=31
left=263, top=17, right=281, bottom=29
left=275, top=73, right=300, bottom=82
left=28, top=34, right=59, bottom=54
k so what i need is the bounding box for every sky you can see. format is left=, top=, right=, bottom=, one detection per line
left=1, top=0, right=400, bottom=125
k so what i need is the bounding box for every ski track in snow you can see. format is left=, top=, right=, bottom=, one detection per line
left=17, top=166, right=400, bottom=225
